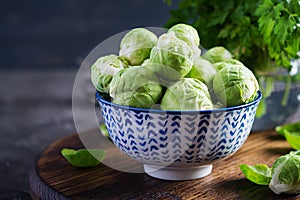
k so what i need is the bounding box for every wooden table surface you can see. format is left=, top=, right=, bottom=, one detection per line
left=30, top=129, right=300, bottom=200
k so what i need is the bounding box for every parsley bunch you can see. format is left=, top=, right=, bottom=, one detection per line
left=164, top=0, right=299, bottom=73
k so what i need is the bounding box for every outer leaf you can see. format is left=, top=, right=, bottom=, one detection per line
left=61, top=148, right=106, bottom=167
left=291, top=150, right=300, bottom=156
left=239, top=164, right=272, bottom=185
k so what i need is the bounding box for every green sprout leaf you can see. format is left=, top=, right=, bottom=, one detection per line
left=61, top=148, right=106, bottom=167
left=283, top=130, right=300, bottom=150
left=275, top=121, right=300, bottom=135
left=275, top=126, right=287, bottom=137
left=100, top=123, right=110, bottom=138
left=239, top=164, right=272, bottom=185
left=275, top=122, right=300, bottom=150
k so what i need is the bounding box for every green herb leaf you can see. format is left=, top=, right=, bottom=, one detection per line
left=258, top=16, right=275, bottom=43
left=239, top=164, right=272, bottom=185
left=165, top=0, right=300, bottom=72
left=61, top=148, right=106, bottom=167
left=254, top=0, right=273, bottom=17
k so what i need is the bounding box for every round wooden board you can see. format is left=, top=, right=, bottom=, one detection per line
left=29, top=130, right=300, bottom=200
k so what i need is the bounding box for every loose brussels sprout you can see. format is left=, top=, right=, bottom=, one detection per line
left=214, top=59, right=245, bottom=71
left=269, top=151, right=300, bottom=194
left=213, top=64, right=259, bottom=107
left=91, top=54, right=128, bottom=93
left=168, top=23, right=201, bottom=58
left=109, top=65, right=163, bottom=108
left=186, top=57, right=217, bottom=88
left=161, top=78, right=213, bottom=110
left=150, top=32, right=194, bottom=81
left=119, top=28, right=158, bottom=66
left=202, top=46, right=232, bottom=63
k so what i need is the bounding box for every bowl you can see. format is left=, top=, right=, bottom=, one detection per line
left=96, top=91, right=262, bottom=180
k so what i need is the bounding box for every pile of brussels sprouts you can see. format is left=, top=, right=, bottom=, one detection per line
left=91, top=24, right=259, bottom=110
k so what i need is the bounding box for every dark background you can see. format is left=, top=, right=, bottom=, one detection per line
left=0, top=0, right=179, bottom=199
left=1, top=0, right=178, bottom=70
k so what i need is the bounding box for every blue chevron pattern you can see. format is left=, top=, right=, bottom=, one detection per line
left=98, top=94, right=261, bottom=167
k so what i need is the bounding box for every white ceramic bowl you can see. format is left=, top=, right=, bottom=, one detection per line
left=96, top=91, right=262, bottom=180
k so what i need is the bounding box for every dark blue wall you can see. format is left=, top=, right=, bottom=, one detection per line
left=1, top=0, right=178, bottom=69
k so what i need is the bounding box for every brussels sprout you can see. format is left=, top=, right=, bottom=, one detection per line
left=119, top=28, right=158, bottom=66
left=213, top=64, right=259, bottom=107
left=186, top=57, right=217, bottom=88
left=109, top=65, right=164, bottom=108
left=214, top=59, right=245, bottom=71
left=269, top=151, right=300, bottom=194
left=91, top=54, right=128, bottom=93
left=161, top=78, right=213, bottom=110
left=168, top=23, right=201, bottom=58
left=169, top=23, right=200, bottom=47
left=150, top=32, right=194, bottom=81
left=202, top=46, right=232, bottom=63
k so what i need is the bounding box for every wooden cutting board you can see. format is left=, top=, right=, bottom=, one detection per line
left=29, top=130, right=300, bottom=200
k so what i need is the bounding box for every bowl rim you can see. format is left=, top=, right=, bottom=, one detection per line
left=96, top=90, right=262, bottom=114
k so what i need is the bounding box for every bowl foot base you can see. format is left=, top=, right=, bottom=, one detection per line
left=143, top=164, right=213, bottom=180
